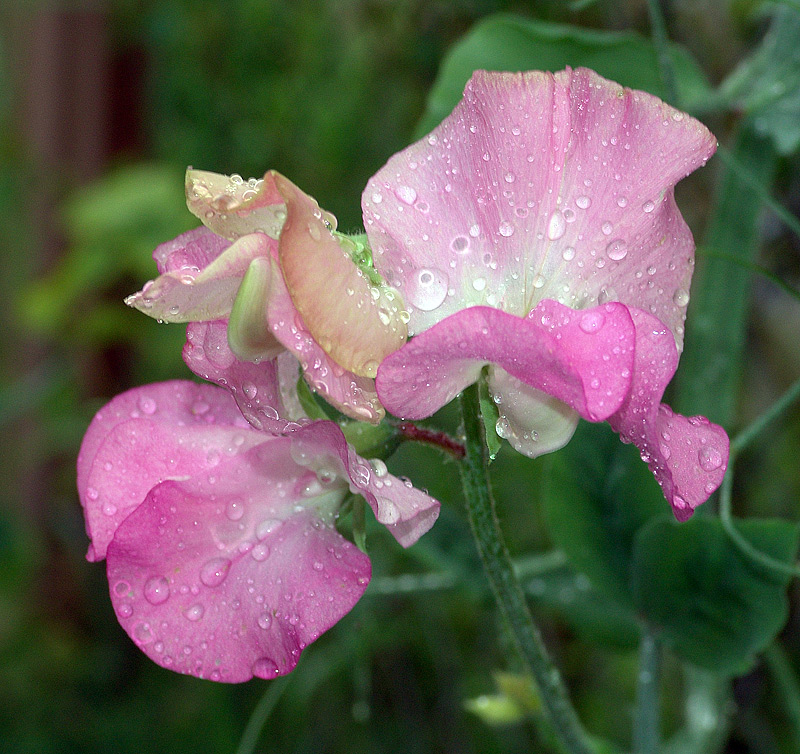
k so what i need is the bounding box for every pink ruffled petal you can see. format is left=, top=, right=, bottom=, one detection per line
left=77, top=381, right=255, bottom=561
left=607, top=308, right=728, bottom=519
left=265, top=262, right=385, bottom=423
left=376, top=301, right=635, bottom=423
left=152, top=226, right=231, bottom=275
left=487, top=367, right=579, bottom=458
left=125, top=233, right=274, bottom=323
left=106, top=442, right=369, bottom=682
left=183, top=321, right=300, bottom=433
left=363, top=68, right=715, bottom=348
left=287, top=422, right=440, bottom=547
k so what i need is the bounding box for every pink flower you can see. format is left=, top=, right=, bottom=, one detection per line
left=77, top=380, right=439, bottom=681
left=126, top=170, right=409, bottom=422
left=363, top=68, right=728, bottom=520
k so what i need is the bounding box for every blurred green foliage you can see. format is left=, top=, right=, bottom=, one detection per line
left=3, top=1, right=800, bottom=753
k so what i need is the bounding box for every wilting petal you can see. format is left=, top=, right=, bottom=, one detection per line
left=77, top=381, right=255, bottom=561
left=183, top=321, right=299, bottom=433
left=487, top=367, right=579, bottom=458
left=266, top=264, right=385, bottom=423
left=607, top=308, right=728, bottom=519
left=105, top=440, right=369, bottom=682
left=126, top=233, right=273, bottom=323
left=275, top=173, right=407, bottom=378
left=287, top=422, right=440, bottom=547
left=376, top=301, right=635, bottom=423
left=362, top=68, right=716, bottom=347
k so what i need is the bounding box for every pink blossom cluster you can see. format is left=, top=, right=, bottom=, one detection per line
left=78, top=67, right=728, bottom=682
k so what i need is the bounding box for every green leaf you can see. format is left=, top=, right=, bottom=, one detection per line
left=718, top=6, right=800, bottom=155
left=632, top=517, right=800, bottom=676
left=523, top=563, right=641, bottom=649
left=415, top=14, right=711, bottom=136
left=542, top=421, right=667, bottom=609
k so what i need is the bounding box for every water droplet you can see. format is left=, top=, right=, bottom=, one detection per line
left=133, top=622, right=154, bottom=644
left=468, top=224, right=480, bottom=238
left=184, top=603, right=205, bottom=621
left=86, top=487, right=99, bottom=500
left=117, top=602, right=133, bottom=618
left=504, top=172, right=515, bottom=183
left=547, top=211, right=566, bottom=240
left=243, top=382, right=257, bottom=399
left=698, top=446, right=723, bottom=472
left=533, top=274, right=546, bottom=289
left=451, top=235, right=470, bottom=253
left=643, top=200, right=655, bottom=213
left=307, top=222, right=321, bottom=241
left=200, top=557, right=232, bottom=587
left=371, top=192, right=382, bottom=204
left=252, top=657, right=279, bottom=679
left=371, top=458, right=388, bottom=478
left=396, top=185, right=417, bottom=205
left=251, top=543, right=270, bottom=561
left=606, top=239, right=628, bottom=261
left=226, top=498, right=245, bottom=521
left=144, top=576, right=170, bottom=605
left=579, top=311, right=606, bottom=333
left=673, top=288, right=690, bottom=307
left=256, top=518, right=282, bottom=540
left=472, top=277, right=486, bottom=292
left=257, top=613, right=273, bottom=629
left=410, top=268, right=448, bottom=311
left=562, top=246, right=576, bottom=261
left=498, top=221, right=514, bottom=237
left=138, top=396, right=157, bottom=415
left=601, top=221, right=613, bottom=236
left=576, top=195, right=591, bottom=209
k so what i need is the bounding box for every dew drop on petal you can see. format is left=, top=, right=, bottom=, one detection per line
left=562, top=246, right=576, bottom=261
left=698, top=446, right=723, bottom=472
left=144, top=576, right=170, bottom=605
left=251, top=543, right=271, bottom=562
left=396, top=186, right=417, bottom=205
left=200, top=557, right=232, bottom=588
left=579, top=311, right=606, bottom=334
left=256, top=518, right=282, bottom=540
left=257, top=613, right=273, bottom=629
left=498, top=221, right=514, bottom=237
left=252, top=657, right=279, bottom=679
left=410, top=268, right=448, bottom=311
left=138, top=396, right=157, bottom=415
left=184, top=603, right=205, bottom=621
left=673, top=288, right=690, bottom=307
left=576, top=196, right=591, bottom=209
left=451, top=235, right=470, bottom=254
left=472, top=277, right=486, bottom=292
left=547, top=211, right=566, bottom=240
left=643, top=200, right=655, bottom=213
left=606, top=239, right=628, bottom=261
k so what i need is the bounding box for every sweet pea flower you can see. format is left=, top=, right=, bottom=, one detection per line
left=77, top=379, right=439, bottom=682
left=363, top=68, right=728, bottom=520
left=125, top=170, right=409, bottom=422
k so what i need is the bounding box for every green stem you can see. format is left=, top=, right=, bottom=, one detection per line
left=458, top=384, right=593, bottom=754
left=763, top=642, right=800, bottom=744
left=235, top=675, right=291, bottom=754
left=730, top=374, right=800, bottom=457
left=646, top=0, right=679, bottom=106
left=633, top=630, right=662, bottom=754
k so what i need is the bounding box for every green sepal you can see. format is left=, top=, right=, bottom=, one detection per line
left=478, top=377, right=502, bottom=462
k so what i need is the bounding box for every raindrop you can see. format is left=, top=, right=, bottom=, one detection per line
left=498, top=221, right=515, bottom=237
left=256, top=518, right=282, bottom=539
left=562, top=246, right=576, bottom=261
left=226, top=498, right=245, bottom=521
left=698, top=446, right=723, bottom=472
left=371, top=192, right=382, bottom=204
left=410, top=268, right=448, bottom=312
left=243, top=382, right=257, bottom=399
left=395, top=186, right=417, bottom=205
left=642, top=200, right=655, bottom=213
left=468, top=224, right=480, bottom=238
left=472, top=277, right=486, bottom=292
left=547, top=211, right=566, bottom=240
left=138, top=396, right=157, bottom=415
left=251, top=543, right=270, bottom=562
left=673, top=289, right=690, bottom=307
left=257, top=613, right=273, bottom=629
left=200, top=557, right=232, bottom=587
left=601, top=221, right=613, bottom=236
left=606, top=239, right=628, bottom=261
left=252, top=657, right=279, bottom=678
left=144, top=576, right=170, bottom=605
left=184, top=604, right=205, bottom=621
left=451, top=235, right=470, bottom=253
left=579, top=311, right=606, bottom=333
left=576, top=196, right=591, bottom=209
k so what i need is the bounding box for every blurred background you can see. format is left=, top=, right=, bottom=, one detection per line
left=2, top=1, right=800, bottom=752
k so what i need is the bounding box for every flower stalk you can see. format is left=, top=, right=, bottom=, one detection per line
left=458, top=383, right=593, bottom=754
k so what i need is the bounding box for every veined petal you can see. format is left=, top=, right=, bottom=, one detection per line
left=487, top=367, right=579, bottom=458
left=376, top=301, right=635, bottom=423
left=125, top=233, right=274, bottom=323
left=77, top=381, right=255, bottom=561
left=274, top=173, right=407, bottom=378
left=607, top=307, right=728, bottom=519
left=183, top=321, right=300, bottom=433
left=265, top=261, right=385, bottom=423
left=363, top=68, right=715, bottom=348
left=287, top=422, right=440, bottom=548
left=105, top=440, right=369, bottom=682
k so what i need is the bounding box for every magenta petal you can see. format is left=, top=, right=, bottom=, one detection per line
left=183, top=321, right=299, bottom=433
left=363, top=68, right=715, bottom=347
left=152, top=226, right=231, bottom=275
left=106, top=446, right=369, bottom=682
left=288, top=422, right=441, bottom=547
left=376, top=301, right=635, bottom=423
left=77, top=381, right=255, bottom=561
left=607, top=308, right=728, bottom=518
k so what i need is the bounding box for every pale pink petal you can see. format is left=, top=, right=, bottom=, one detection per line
left=376, top=301, right=635, bottom=423
left=183, top=321, right=299, bottom=433
left=265, top=263, right=385, bottom=423
left=77, top=381, right=255, bottom=561
left=153, top=226, right=231, bottom=275
left=106, top=442, right=369, bottom=682
left=274, top=173, right=407, bottom=378
left=287, top=422, right=440, bottom=547
left=487, top=367, right=579, bottom=458
left=607, top=308, right=728, bottom=519
left=125, top=234, right=274, bottom=323
left=362, top=68, right=715, bottom=348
